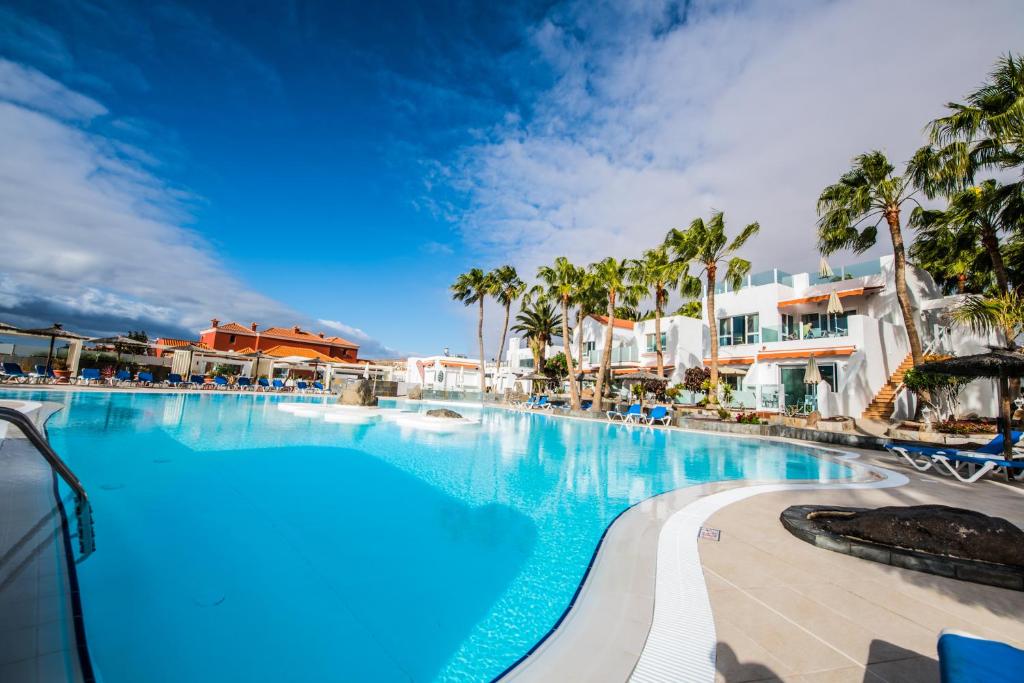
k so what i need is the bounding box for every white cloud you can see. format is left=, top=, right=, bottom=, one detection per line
left=317, top=319, right=402, bottom=358
left=0, top=59, right=398, bottom=356
left=449, top=0, right=1024, bottom=279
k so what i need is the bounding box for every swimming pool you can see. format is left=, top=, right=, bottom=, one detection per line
left=1, top=390, right=849, bottom=682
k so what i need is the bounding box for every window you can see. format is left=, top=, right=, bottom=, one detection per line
left=228, top=334, right=236, bottom=343
left=801, top=310, right=855, bottom=338
left=718, top=314, right=759, bottom=346
left=519, top=358, right=534, bottom=368
left=645, top=332, right=667, bottom=352
left=781, top=313, right=798, bottom=340
left=583, top=341, right=596, bottom=353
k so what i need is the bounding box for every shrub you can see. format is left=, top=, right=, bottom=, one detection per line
left=716, top=407, right=730, bottom=420
left=684, top=366, right=711, bottom=393
left=735, top=411, right=762, bottom=425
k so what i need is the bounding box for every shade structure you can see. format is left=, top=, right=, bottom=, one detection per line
left=616, top=370, right=667, bottom=381
left=716, top=366, right=748, bottom=377
left=918, top=348, right=1024, bottom=464
left=517, top=372, right=549, bottom=382
left=804, top=356, right=822, bottom=384
left=90, top=335, right=149, bottom=369
left=20, top=323, right=90, bottom=373
left=819, top=257, right=834, bottom=278
left=826, top=291, right=845, bottom=315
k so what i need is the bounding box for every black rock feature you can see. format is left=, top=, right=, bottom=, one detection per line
left=814, top=505, right=1024, bottom=567
left=426, top=409, right=463, bottom=419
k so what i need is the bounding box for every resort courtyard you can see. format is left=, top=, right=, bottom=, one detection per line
left=3, top=1, right=1024, bottom=682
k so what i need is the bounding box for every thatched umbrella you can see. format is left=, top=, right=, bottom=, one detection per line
left=918, top=349, right=1024, bottom=463
left=90, top=335, right=149, bottom=369
left=804, top=356, right=822, bottom=385
left=819, top=257, right=834, bottom=279
left=517, top=371, right=548, bottom=394
left=21, top=323, right=89, bottom=373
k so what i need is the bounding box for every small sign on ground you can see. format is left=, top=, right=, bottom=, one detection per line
left=698, top=526, right=721, bottom=542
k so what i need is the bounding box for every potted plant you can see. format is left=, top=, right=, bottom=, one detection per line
left=51, top=357, right=69, bottom=381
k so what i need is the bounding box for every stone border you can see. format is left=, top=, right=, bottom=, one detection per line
left=781, top=505, right=1024, bottom=591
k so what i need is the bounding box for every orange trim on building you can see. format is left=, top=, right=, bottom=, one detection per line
left=757, top=346, right=856, bottom=360
left=704, top=356, right=754, bottom=366
left=591, top=315, right=636, bottom=330
left=777, top=288, right=871, bottom=307
left=703, top=346, right=856, bottom=365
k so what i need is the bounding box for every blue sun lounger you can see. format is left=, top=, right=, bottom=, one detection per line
left=646, top=405, right=671, bottom=425
left=77, top=368, right=102, bottom=385
left=236, top=377, right=253, bottom=390
left=189, top=374, right=207, bottom=389
left=312, top=381, right=327, bottom=394
left=256, top=378, right=271, bottom=392
left=271, top=379, right=286, bottom=391
left=885, top=431, right=1023, bottom=483
left=2, top=362, right=30, bottom=383
left=165, top=373, right=189, bottom=388
left=296, top=380, right=309, bottom=393
left=137, top=371, right=154, bottom=386
left=213, top=375, right=230, bottom=390
left=531, top=396, right=551, bottom=410
left=608, top=403, right=642, bottom=422
left=31, top=365, right=57, bottom=383
left=938, top=629, right=1024, bottom=682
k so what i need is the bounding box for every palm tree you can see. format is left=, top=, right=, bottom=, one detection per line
left=573, top=270, right=603, bottom=371
left=908, top=213, right=987, bottom=293
left=628, top=245, right=699, bottom=378
left=910, top=180, right=1012, bottom=293
left=665, top=211, right=758, bottom=402
left=954, top=290, right=1024, bottom=350
left=489, top=265, right=525, bottom=390
left=537, top=257, right=583, bottom=410
left=450, top=268, right=492, bottom=393
left=909, top=54, right=1024, bottom=222
left=511, top=297, right=563, bottom=376
left=588, top=257, right=642, bottom=412
left=817, top=151, right=925, bottom=367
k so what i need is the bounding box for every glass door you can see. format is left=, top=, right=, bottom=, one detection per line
left=780, top=367, right=806, bottom=411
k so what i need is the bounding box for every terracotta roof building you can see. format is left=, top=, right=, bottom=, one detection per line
left=196, top=319, right=359, bottom=362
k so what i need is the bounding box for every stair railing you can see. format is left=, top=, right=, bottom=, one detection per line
left=0, top=407, right=95, bottom=556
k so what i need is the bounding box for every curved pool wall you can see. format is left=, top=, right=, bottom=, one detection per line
left=0, top=390, right=852, bottom=682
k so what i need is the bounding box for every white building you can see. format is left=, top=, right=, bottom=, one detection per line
left=571, top=255, right=997, bottom=420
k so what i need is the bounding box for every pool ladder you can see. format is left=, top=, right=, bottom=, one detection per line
left=0, top=407, right=95, bottom=557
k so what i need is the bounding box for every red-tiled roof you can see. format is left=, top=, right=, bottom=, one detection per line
left=260, top=326, right=358, bottom=348
left=591, top=315, right=635, bottom=330
left=156, top=338, right=210, bottom=349
left=213, top=322, right=254, bottom=334
left=206, top=322, right=359, bottom=349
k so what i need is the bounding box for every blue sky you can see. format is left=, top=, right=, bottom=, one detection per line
left=1, top=0, right=1021, bottom=357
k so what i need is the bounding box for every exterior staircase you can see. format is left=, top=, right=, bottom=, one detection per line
left=861, top=353, right=915, bottom=421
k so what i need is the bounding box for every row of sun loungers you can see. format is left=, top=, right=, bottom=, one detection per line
left=1, top=363, right=328, bottom=393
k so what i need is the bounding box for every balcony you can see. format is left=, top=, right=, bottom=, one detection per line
left=587, top=346, right=639, bottom=365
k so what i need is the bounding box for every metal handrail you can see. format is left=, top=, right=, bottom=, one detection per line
left=0, top=407, right=95, bottom=556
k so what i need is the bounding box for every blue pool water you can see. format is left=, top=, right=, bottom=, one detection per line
left=2, top=390, right=849, bottom=681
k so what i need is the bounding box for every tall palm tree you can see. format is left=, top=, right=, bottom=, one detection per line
left=511, top=297, right=563, bottom=376
left=573, top=270, right=603, bottom=371
left=489, top=265, right=525, bottom=389
left=817, top=151, right=925, bottom=367
left=450, top=268, right=492, bottom=393
left=909, top=54, right=1024, bottom=222
left=628, top=245, right=699, bottom=378
left=665, top=211, right=758, bottom=402
left=588, top=257, right=642, bottom=412
left=537, top=258, right=583, bottom=410
left=911, top=180, right=1012, bottom=293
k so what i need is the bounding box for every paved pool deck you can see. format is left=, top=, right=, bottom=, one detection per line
left=701, top=450, right=1024, bottom=682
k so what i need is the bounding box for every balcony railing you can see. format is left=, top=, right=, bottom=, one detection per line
left=756, top=324, right=850, bottom=344
left=587, top=347, right=639, bottom=365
